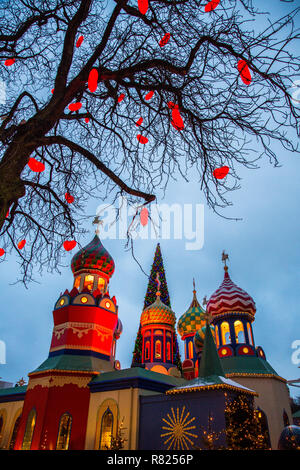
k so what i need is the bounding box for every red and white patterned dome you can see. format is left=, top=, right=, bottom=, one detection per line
left=206, top=268, right=256, bottom=317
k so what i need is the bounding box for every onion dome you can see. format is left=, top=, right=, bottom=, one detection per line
left=71, top=234, right=115, bottom=278
left=140, top=291, right=176, bottom=327
left=177, top=281, right=206, bottom=338
left=194, top=324, right=215, bottom=352
left=114, top=318, right=123, bottom=339
left=206, top=266, right=256, bottom=317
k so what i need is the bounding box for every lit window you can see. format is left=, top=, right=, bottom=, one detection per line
left=80, top=296, right=88, bottom=304
left=98, top=277, right=106, bottom=292
left=155, top=340, right=162, bottom=359
left=99, top=409, right=113, bottom=450
left=188, top=341, right=194, bottom=359
left=74, top=276, right=81, bottom=290
left=247, top=323, right=254, bottom=345
left=221, top=348, right=227, bottom=356
left=56, top=413, right=72, bottom=450
left=215, top=325, right=219, bottom=348
left=234, top=320, right=245, bottom=343
left=145, top=341, right=150, bottom=360
left=22, top=409, right=36, bottom=450
left=221, top=322, right=231, bottom=345
left=84, top=275, right=94, bottom=291
left=105, top=301, right=111, bottom=309
left=242, top=347, right=249, bottom=354
left=167, top=342, right=171, bottom=361
left=59, top=298, right=65, bottom=306
left=9, top=414, right=21, bottom=450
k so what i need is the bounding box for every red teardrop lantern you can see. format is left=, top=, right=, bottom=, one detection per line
left=63, top=240, right=77, bottom=251
left=118, top=93, right=125, bottom=103
left=85, top=117, right=90, bottom=123
left=0, top=248, right=5, bottom=257
left=205, top=0, right=220, bottom=12
left=237, top=60, right=252, bottom=85
left=213, top=166, right=229, bottom=179
left=18, top=240, right=26, bottom=250
left=28, top=158, right=45, bottom=173
left=88, top=68, right=98, bottom=92
left=138, top=0, right=148, bottom=15
left=136, top=117, right=143, bottom=126
left=159, top=33, right=171, bottom=47
left=145, top=91, right=154, bottom=100
left=76, top=35, right=84, bottom=48
left=68, top=102, right=82, bottom=112
left=171, top=107, right=184, bottom=131
left=5, top=58, right=15, bottom=66
left=65, top=192, right=74, bottom=204
left=140, top=207, right=149, bottom=226
left=137, top=134, right=148, bottom=144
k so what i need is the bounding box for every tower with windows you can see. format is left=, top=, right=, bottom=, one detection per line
left=13, top=229, right=122, bottom=450
left=177, top=280, right=207, bottom=379
left=138, top=274, right=180, bottom=376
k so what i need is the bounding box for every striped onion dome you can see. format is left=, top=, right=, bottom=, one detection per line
left=177, top=285, right=206, bottom=338
left=206, top=267, right=256, bottom=317
left=140, top=292, right=176, bottom=328
left=71, top=234, right=115, bottom=277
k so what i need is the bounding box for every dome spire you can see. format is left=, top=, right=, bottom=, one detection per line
left=155, top=272, right=161, bottom=297
left=222, top=250, right=229, bottom=272
left=92, top=215, right=103, bottom=236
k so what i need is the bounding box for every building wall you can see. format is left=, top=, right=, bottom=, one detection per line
left=0, top=400, right=24, bottom=449
left=228, top=376, right=292, bottom=449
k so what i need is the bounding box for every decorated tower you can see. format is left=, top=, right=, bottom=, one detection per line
left=206, top=252, right=259, bottom=360
left=137, top=273, right=181, bottom=376
left=132, top=243, right=181, bottom=373
left=177, top=280, right=207, bottom=379
left=13, top=225, right=122, bottom=450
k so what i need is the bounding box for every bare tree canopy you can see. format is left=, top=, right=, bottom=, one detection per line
left=0, top=0, right=299, bottom=283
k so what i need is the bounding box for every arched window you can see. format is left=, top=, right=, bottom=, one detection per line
left=256, top=408, right=271, bottom=448
left=98, top=277, right=106, bottom=292
left=9, top=414, right=22, bottom=450
left=56, top=413, right=72, bottom=450
left=215, top=325, right=220, bottom=348
left=145, top=341, right=150, bottom=360
left=247, top=323, right=254, bottom=345
left=234, top=320, right=245, bottom=343
left=188, top=341, right=194, bottom=359
left=155, top=340, right=162, bottom=359
left=221, top=322, right=231, bottom=345
left=74, top=276, right=81, bottom=290
left=166, top=342, right=171, bottom=361
left=84, top=274, right=94, bottom=291
left=99, top=408, right=113, bottom=450
left=22, top=409, right=36, bottom=450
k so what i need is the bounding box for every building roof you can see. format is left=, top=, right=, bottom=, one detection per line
left=0, top=385, right=27, bottom=403
left=177, top=286, right=206, bottom=338
left=221, top=356, right=283, bottom=379
left=71, top=234, right=115, bottom=277
left=207, top=267, right=256, bottom=317
left=198, top=321, right=225, bottom=378
left=28, top=353, right=114, bottom=375
left=140, top=292, right=176, bottom=328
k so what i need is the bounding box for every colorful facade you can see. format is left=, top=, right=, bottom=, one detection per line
left=0, top=237, right=294, bottom=450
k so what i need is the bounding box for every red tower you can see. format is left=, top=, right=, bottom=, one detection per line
left=14, top=233, right=122, bottom=450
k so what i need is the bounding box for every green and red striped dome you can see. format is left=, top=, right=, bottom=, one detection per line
left=71, top=234, right=115, bottom=277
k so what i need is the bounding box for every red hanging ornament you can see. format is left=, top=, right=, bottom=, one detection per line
left=213, top=166, right=229, bottom=179
left=171, top=107, right=184, bottom=131
left=68, top=102, right=82, bottom=112
left=140, top=207, right=149, bottom=226
left=0, top=248, right=5, bottom=257
left=88, top=68, right=98, bottom=92
left=76, top=35, right=84, bottom=48
left=85, top=117, right=90, bottom=123
left=145, top=91, right=154, bottom=100
left=51, top=88, right=54, bottom=94
left=5, top=58, right=15, bottom=66
left=136, top=117, right=143, bottom=126
left=18, top=240, right=26, bottom=250
left=138, top=0, right=148, bottom=15
left=6, top=209, right=9, bottom=218
left=137, top=134, right=148, bottom=144
left=205, top=0, right=220, bottom=12
left=65, top=192, right=74, bottom=204
left=63, top=240, right=77, bottom=251
left=168, top=101, right=176, bottom=109
left=28, top=158, right=45, bottom=173
left=118, top=93, right=125, bottom=103
left=237, top=60, right=252, bottom=85
left=159, top=33, right=171, bottom=47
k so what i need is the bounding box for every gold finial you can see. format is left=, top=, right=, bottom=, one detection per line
left=193, top=278, right=196, bottom=292
left=16, top=377, right=26, bottom=387
left=222, top=250, right=229, bottom=271
left=93, top=215, right=103, bottom=235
